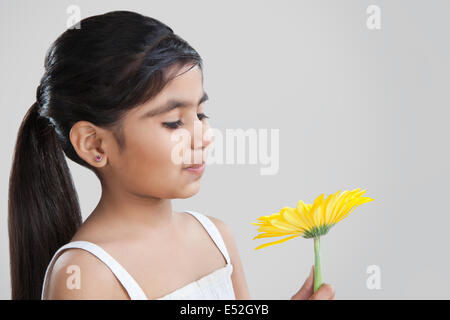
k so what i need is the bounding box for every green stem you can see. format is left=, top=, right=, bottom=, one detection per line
left=313, top=237, right=323, bottom=293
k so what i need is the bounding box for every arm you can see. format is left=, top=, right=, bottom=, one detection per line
left=208, top=216, right=252, bottom=300
left=45, top=248, right=129, bottom=300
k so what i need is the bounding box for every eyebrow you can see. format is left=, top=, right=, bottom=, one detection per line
left=140, top=92, right=209, bottom=118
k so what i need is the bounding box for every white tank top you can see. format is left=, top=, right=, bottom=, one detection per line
left=41, top=210, right=236, bottom=300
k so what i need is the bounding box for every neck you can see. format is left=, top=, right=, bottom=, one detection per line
left=89, top=181, right=176, bottom=233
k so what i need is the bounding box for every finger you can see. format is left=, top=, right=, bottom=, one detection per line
left=291, top=265, right=314, bottom=300
left=308, top=283, right=335, bottom=300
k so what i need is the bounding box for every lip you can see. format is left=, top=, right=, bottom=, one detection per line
left=183, top=162, right=205, bottom=174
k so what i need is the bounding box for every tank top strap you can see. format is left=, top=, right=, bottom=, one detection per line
left=41, top=240, right=147, bottom=300
left=184, top=210, right=231, bottom=265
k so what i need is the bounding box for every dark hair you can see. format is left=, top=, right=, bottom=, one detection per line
left=8, top=10, right=202, bottom=300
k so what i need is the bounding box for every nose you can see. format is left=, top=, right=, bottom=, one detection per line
left=190, top=117, right=212, bottom=149
left=189, top=117, right=212, bottom=163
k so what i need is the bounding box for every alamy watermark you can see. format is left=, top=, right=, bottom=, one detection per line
left=366, top=264, right=382, bottom=290
left=66, top=264, right=81, bottom=290
left=170, top=123, right=280, bottom=176
left=366, top=5, right=381, bottom=30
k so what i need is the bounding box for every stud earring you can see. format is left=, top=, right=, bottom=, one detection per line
left=95, top=154, right=102, bottom=162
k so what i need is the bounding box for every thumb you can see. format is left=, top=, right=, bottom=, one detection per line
left=291, top=265, right=314, bottom=300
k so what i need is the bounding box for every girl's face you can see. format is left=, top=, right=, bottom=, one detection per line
left=105, top=64, right=212, bottom=199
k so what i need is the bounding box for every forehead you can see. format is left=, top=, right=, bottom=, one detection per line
left=155, top=64, right=204, bottom=102
left=127, top=64, right=204, bottom=120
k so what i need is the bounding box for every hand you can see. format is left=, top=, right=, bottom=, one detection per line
left=290, top=265, right=335, bottom=300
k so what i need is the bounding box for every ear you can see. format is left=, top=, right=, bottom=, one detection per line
left=69, top=121, right=108, bottom=167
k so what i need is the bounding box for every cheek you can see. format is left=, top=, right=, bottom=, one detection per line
left=119, top=128, right=184, bottom=196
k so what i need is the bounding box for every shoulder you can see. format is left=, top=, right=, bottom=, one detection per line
left=206, top=215, right=234, bottom=241
left=45, top=247, right=128, bottom=299
left=206, top=214, right=251, bottom=299
left=207, top=216, right=231, bottom=232
left=206, top=215, right=238, bottom=256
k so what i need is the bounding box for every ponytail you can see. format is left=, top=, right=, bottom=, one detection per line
left=8, top=102, right=82, bottom=299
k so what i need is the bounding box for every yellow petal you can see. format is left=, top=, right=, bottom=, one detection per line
left=254, top=234, right=301, bottom=250
left=328, top=189, right=354, bottom=223
left=281, top=207, right=309, bottom=230
left=253, top=231, right=300, bottom=239
left=321, top=193, right=334, bottom=225
left=324, top=189, right=341, bottom=223
left=270, top=217, right=303, bottom=232
left=333, top=196, right=374, bottom=224
left=310, top=194, right=324, bottom=227
left=332, top=197, right=360, bottom=223
left=256, top=213, right=281, bottom=221
left=257, top=226, right=294, bottom=233
left=296, top=200, right=314, bottom=229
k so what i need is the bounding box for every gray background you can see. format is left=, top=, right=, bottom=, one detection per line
left=1, top=0, right=449, bottom=299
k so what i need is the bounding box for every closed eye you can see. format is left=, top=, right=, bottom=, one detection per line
left=197, top=113, right=209, bottom=121
left=162, top=113, right=210, bottom=129
left=162, top=120, right=183, bottom=129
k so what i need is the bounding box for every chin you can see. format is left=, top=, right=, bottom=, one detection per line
left=176, top=181, right=201, bottom=199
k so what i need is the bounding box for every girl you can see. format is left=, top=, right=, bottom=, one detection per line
left=8, top=10, right=334, bottom=300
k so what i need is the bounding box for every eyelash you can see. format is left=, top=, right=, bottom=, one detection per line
left=163, top=113, right=210, bottom=129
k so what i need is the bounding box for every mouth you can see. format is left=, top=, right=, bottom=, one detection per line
left=183, top=162, right=205, bottom=174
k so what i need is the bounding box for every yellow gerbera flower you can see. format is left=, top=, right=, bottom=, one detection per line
left=251, top=188, right=374, bottom=249
left=251, top=188, right=374, bottom=293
